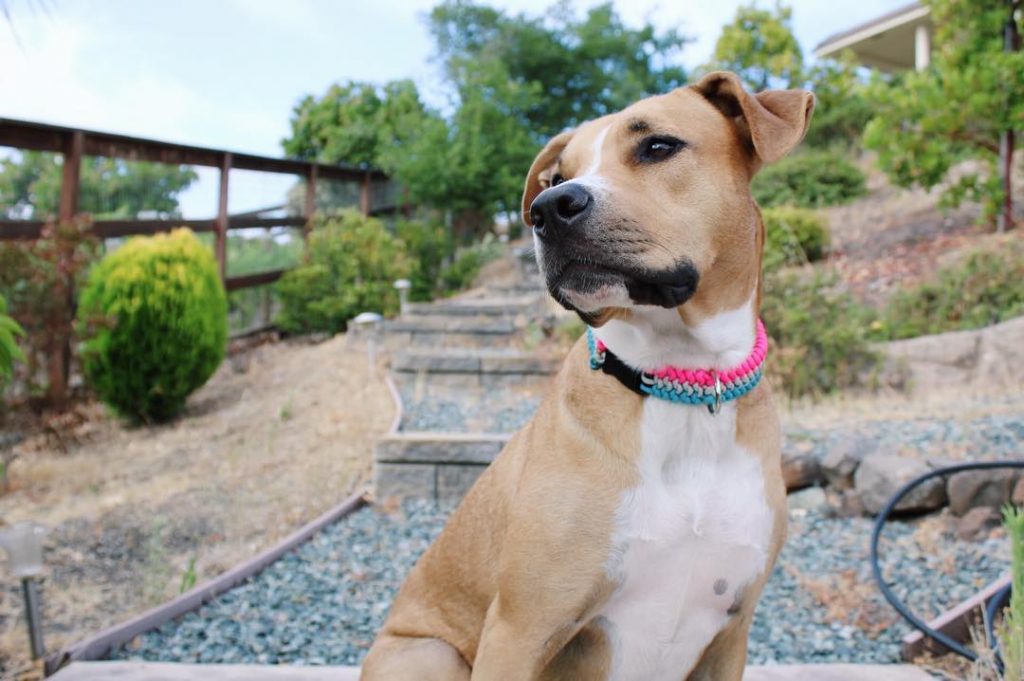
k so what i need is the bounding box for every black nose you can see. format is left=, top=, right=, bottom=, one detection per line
left=530, top=183, right=593, bottom=239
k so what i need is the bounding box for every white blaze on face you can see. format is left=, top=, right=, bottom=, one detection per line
left=565, top=123, right=612, bottom=193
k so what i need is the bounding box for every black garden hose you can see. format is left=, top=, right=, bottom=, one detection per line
left=870, top=460, right=1024, bottom=667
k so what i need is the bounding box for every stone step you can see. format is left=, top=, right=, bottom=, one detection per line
left=404, top=295, right=540, bottom=317
left=374, top=433, right=510, bottom=501
left=51, top=661, right=934, bottom=680
left=392, top=349, right=559, bottom=375
left=385, top=316, right=517, bottom=335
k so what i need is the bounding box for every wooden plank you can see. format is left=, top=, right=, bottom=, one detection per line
left=901, top=573, right=1011, bottom=660
left=50, top=662, right=362, bottom=680
left=215, top=153, right=231, bottom=280
left=46, top=492, right=367, bottom=674
left=0, top=220, right=45, bottom=240
left=224, top=269, right=286, bottom=292
left=359, top=171, right=371, bottom=215
left=226, top=216, right=305, bottom=230
left=92, top=219, right=217, bottom=238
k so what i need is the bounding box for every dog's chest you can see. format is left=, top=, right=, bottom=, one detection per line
left=598, top=400, right=774, bottom=681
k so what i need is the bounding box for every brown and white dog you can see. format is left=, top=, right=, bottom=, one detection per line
left=363, top=71, right=814, bottom=681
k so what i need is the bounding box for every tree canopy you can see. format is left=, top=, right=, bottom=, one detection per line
left=0, top=152, right=197, bottom=220
left=864, top=0, right=1023, bottom=227
left=709, top=1, right=803, bottom=91
left=281, top=1, right=690, bottom=236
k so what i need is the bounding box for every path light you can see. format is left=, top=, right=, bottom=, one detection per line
left=352, top=312, right=384, bottom=373
left=393, top=279, right=412, bottom=316
left=0, top=522, right=48, bottom=659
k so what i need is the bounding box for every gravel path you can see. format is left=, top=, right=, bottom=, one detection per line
left=399, top=386, right=541, bottom=434
left=111, top=498, right=1009, bottom=666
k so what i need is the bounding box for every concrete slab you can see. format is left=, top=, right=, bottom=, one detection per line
left=52, top=661, right=933, bottom=681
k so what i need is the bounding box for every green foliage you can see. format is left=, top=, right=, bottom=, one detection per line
left=998, top=505, right=1024, bottom=681
left=77, top=229, right=227, bottom=422
left=0, top=295, right=26, bottom=388
left=761, top=271, right=878, bottom=399
left=439, top=238, right=504, bottom=294
left=761, top=206, right=830, bottom=271
left=394, top=219, right=453, bottom=302
left=864, top=0, right=1024, bottom=224
left=802, top=57, right=873, bottom=150
left=0, top=220, right=98, bottom=402
left=429, top=1, right=689, bottom=137
left=0, top=152, right=197, bottom=219
left=874, top=243, right=1024, bottom=340
left=275, top=211, right=410, bottom=334
left=708, top=1, right=802, bottom=91
left=753, top=151, right=867, bottom=208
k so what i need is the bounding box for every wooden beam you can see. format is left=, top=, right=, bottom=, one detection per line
left=224, top=269, right=286, bottom=292
left=215, top=153, right=231, bottom=280
left=359, top=172, right=372, bottom=215
left=304, top=164, right=317, bottom=235
left=901, top=574, right=1011, bottom=660
left=0, top=220, right=45, bottom=240
left=91, top=219, right=217, bottom=239
left=227, top=216, right=306, bottom=231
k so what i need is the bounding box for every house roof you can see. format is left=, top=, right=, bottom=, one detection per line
left=814, top=2, right=931, bottom=71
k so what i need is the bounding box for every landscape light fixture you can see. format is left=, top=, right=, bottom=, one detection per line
left=352, top=311, right=384, bottom=372
left=0, top=522, right=48, bottom=660
left=393, top=279, right=412, bottom=316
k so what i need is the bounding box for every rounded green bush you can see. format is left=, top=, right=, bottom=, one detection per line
left=762, top=206, right=830, bottom=271
left=78, top=228, right=227, bottom=422
left=276, top=211, right=410, bottom=335
left=753, top=150, right=867, bottom=209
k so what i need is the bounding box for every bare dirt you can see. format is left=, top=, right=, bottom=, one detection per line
left=0, top=334, right=393, bottom=675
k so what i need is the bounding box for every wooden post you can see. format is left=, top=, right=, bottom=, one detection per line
left=359, top=172, right=372, bottom=216
left=216, top=153, right=231, bottom=280
left=996, top=0, right=1020, bottom=233
left=304, top=165, right=318, bottom=237
left=49, top=131, right=83, bottom=406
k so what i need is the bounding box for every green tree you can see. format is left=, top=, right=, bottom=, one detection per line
left=428, top=1, right=689, bottom=137
left=0, top=152, right=197, bottom=219
left=709, top=1, right=803, bottom=91
left=864, top=0, right=1023, bottom=229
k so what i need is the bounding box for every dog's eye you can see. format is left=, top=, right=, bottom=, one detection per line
left=636, top=136, right=686, bottom=163
left=551, top=173, right=566, bottom=187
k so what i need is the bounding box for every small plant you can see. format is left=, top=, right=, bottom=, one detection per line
left=0, top=294, right=26, bottom=388
left=761, top=270, right=878, bottom=399
left=999, top=505, right=1024, bottom=679
left=179, top=556, right=198, bottom=594
left=439, top=238, right=503, bottom=294
left=761, top=206, right=830, bottom=271
left=275, top=211, right=410, bottom=335
left=752, top=150, right=867, bottom=209
left=395, top=218, right=453, bottom=302
left=874, top=243, right=1024, bottom=340
left=77, top=228, right=227, bottom=422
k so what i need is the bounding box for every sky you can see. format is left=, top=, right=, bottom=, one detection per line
left=0, top=0, right=909, bottom=216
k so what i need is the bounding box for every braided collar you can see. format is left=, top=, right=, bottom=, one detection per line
left=586, top=319, right=768, bottom=414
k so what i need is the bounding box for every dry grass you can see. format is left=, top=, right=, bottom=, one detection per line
left=0, top=333, right=393, bottom=673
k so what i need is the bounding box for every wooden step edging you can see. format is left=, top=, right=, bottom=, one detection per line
left=901, top=573, right=1011, bottom=661
left=45, top=491, right=369, bottom=676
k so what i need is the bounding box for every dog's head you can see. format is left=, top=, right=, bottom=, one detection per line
left=523, top=71, right=814, bottom=326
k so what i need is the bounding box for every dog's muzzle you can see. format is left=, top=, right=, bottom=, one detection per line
left=530, top=183, right=593, bottom=241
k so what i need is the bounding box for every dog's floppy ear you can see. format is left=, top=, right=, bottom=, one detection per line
left=692, top=71, right=814, bottom=167
left=522, top=128, right=575, bottom=227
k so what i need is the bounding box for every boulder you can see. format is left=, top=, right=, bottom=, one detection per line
left=947, top=469, right=1018, bottom=516
left=788, top=487, right=828, bottom=513
left=821, top=437, right=873, bottom=491
left=956, top=506, right=1001, bottom=541
left=782, top=451, right=823, bottom=491
left=826, top=488, right=867, bottom=518
left=854, top=454, right=947, bottom=515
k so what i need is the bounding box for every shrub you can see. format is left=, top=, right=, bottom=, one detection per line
left=875, top=243, right=1024, bottom=340
left=0, top=295, right=25, bottom=389
left=761, top=206, right=830, bottom=271
left=395, top=219, right=453, bottom=302
left=275, top=211, right=410, bottom=334
left=753, top=151, right=867, bottom=209
left=761, top=270, right=878, bottom=399
left=439, top=238, right=504, bottom=294
left=77, top=228, right=227, bottom=422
